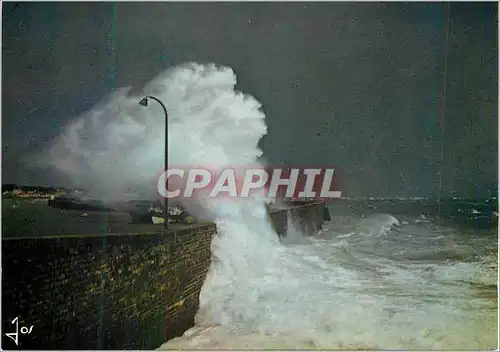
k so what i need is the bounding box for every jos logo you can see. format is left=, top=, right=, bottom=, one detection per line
left=5, top=317, right=34, bottom=346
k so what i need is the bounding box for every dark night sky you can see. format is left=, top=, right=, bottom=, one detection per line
left=2, top=2, right=498, bottom=197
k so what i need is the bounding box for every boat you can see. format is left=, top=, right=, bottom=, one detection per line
left=145, top=205, right=195, bottom=225
left=151, top=215, right=165, bottom=224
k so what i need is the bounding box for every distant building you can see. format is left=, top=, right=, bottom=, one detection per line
left=54, top=189, right=68, bottom=197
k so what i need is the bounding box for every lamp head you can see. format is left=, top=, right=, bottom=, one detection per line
left=139, top=97, right=149, bottom=107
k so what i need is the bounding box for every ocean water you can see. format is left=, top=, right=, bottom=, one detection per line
left=160, top=203, right=497, bottom=350
left=41, top=63, right=498, bottom=350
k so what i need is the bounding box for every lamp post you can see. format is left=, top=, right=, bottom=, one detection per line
left=139, top=95, right=168, bottom=231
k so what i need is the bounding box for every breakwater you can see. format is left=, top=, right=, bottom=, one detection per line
left=2, top=201, right=327, bottom=350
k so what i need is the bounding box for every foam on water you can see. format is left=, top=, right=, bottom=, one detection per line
left=183, top=216, right=496, bottom=350
left=42, top=63, right=497, bottom=350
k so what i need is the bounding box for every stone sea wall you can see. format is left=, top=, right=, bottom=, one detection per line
left=269, top=201, right=326, bottom=237
left=2, top=202, right=326, bottom=349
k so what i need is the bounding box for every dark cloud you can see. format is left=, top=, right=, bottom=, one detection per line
left=2, top=2, right=497, bottom=196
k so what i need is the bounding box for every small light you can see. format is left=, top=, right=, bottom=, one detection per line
left=139, top=97, right=149, bottom=107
